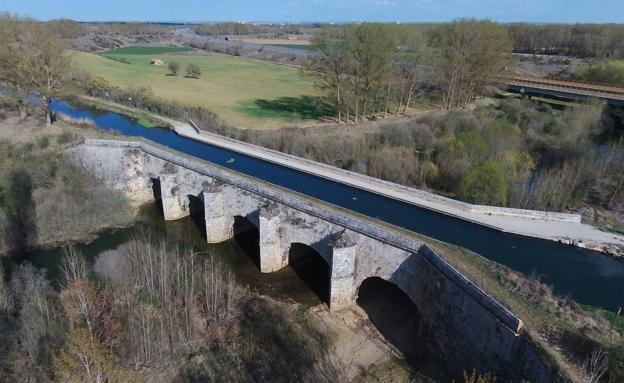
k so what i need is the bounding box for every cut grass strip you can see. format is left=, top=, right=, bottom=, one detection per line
left=104, top=46, right=193, bottom=55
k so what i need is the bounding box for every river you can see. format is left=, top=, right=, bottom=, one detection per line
left=50, top=100, right=624, bottom=311
left=23, top=203, right=323, bottom=306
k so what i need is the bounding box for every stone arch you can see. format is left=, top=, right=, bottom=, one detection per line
left=357, top=276, right=422, bottom=361
left=150, top=177, right=163, bottom=213
left=187, top=193, right=205, bottom=238
left=288, top=242, right=331, bottom=305
left=233, top=214, right=260, bottom=268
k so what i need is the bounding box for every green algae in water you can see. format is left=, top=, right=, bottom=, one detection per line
left=136, top=115, right=158, bottom=128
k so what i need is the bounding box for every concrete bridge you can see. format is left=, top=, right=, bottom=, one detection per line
left=67, top=139, right=558, bottom=381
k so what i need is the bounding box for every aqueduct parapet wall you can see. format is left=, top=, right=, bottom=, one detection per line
left=66, top=139, right=558, bottom=381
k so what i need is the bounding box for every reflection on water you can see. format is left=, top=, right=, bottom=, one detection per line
left=22, top=203, right=322, bottom=307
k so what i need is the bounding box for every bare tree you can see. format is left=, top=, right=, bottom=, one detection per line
left=0, top=14, right=27, bottom=120
left=8, top=19, right=72, bottom=126
left=307, top=27, right=351, bottom=123
left=582, top=347, right=608, bottom=383
left=394, top=31, right=433, bottom=115
left=435, top=19, right=512, bottom=109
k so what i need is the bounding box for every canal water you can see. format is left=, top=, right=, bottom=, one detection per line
left=50, top=100, right=624, bottom=311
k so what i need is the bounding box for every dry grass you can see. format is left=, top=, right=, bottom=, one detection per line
left=415, top=232, right=623, bottom=382
left=0, top=98, right=136, bottom=252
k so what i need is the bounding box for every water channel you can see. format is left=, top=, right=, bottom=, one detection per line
left=48, top=100, right=624, bottom=311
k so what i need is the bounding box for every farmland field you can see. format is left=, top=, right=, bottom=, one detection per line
left=236, top=38, right=311, bottom=46
left=73, top=48, right=321, bottom=129
left=103, top=46, right=194, bottom=55
left=269, top=44, right=316, bottom=51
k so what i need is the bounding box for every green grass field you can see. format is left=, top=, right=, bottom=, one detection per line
left=73, top=48, right=321, bottom=129
left=269, top=44, right=316, bottom=51
left=103, top=46, right=194, bottom=55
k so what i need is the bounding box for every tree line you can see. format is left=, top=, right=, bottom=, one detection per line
left=508, top=23, right=624, bottom=59
left=307, top=20, right=512, bottom=122
left=194, top=22, right=304, bottom=37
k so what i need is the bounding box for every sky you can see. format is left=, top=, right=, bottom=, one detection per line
left=2, top=0, right=624, bottom=23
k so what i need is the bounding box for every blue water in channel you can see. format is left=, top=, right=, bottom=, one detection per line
left=51, top=100, right=624, bottom=311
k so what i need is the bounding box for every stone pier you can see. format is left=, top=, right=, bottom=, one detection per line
left=202, top=181, right=234, bottom=243
left=66, top=139, right=560, bottom=382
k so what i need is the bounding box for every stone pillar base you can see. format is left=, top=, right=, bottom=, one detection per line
left=159, top=174, right=188, bottom=221
left=330, top=231, right=357, bottom=310
left=203, top=184, right=234, bottom=243
left=259, top=202, right=286, bottom=273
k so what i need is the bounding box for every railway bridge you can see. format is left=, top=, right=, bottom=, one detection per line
left=503, top=75, right=624, bottom=105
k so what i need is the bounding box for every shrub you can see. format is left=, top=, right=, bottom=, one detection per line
left=576, top=60, right=624, bottom=86
left=463, top=370, right=497, bottom=383
left=56, top=132, right=76, bottom=145
left=168, top=61, right=180, bottom=76
left=458, top=160, right=507, bottom=205
left=36, top=135, right=50, bottom=149
left=609, top=344, right=624, bottom=382
left=185, top=63, right=201, bottom=79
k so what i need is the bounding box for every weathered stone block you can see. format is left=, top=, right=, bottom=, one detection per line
left=203, top=183, right=234, bottom=243
left=330, top=230, right=357, bottom=310
left=259, top=202, right=286, bottom=272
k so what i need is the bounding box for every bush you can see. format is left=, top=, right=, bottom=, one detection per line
left=458, top=160, right=507, bottom=205
left=185, top=63, right=201, bottom=79
left=609, top=344, right=624, bottom=382
left=36, top=135, right=50, bottom=149
left=576, top=60, right=624, bottom=86
left=168, top=61, right=180, bottom=76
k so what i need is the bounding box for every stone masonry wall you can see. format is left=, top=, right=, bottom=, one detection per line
left=66, top=140, right=560, bottom=382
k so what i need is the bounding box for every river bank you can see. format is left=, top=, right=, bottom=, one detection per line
left=0, top=105, right=140, bottom=257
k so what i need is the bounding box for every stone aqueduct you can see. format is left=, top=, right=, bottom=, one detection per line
left=67, top=139, right=558, bottom=381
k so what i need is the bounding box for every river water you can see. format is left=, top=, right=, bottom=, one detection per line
left=49, top=100, right=624, bottom=311
left=24, top=203, right=323, bottom=306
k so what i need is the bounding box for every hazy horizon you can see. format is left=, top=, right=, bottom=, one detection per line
left=2, top=0, right=624, bottom=24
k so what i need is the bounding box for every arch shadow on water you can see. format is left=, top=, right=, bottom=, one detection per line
left=187, top=194, right=206, bottom=239
left=288, top=243, right=330, bottom=305
left=357, top=277, right=421, bottom=360
left=233, top=216, right=260, bottom=268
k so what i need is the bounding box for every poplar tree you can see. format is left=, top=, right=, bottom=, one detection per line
left=0, top=15, right=72, bottom=126
left=435, top=19, right=512, bottom=109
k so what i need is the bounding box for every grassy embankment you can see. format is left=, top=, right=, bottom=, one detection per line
left=0, top=97, right=135, bottom=255
left=73, top=46, right=322, bottom=129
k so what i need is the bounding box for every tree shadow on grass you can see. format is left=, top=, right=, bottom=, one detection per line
left=241, top=95, right=336, bottom=122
